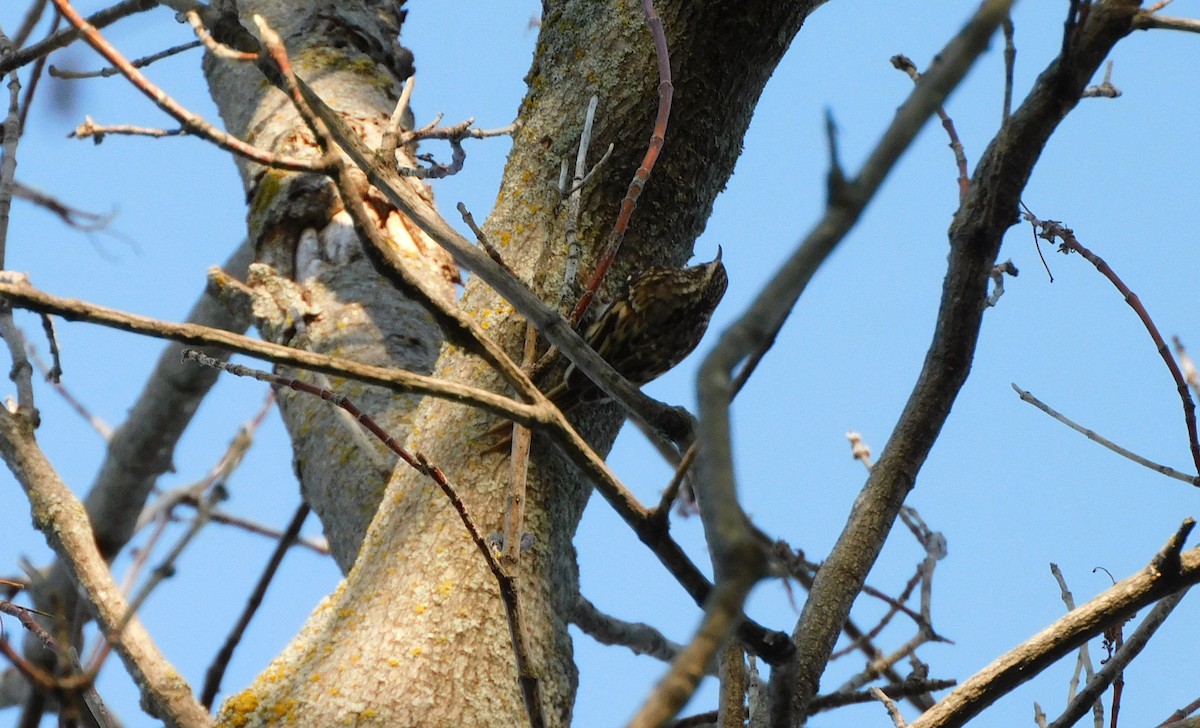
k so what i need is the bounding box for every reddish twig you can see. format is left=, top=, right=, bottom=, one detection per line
left=832, top=571, right=922, bottom=660
left=458, top=202, right=515, bottom=276
left=1026, top=212, right=1200, bottom=477
left=568, top=0, right=674, bottom=324
left=173, top=494, right=328, bottom=554
left=891, top=54, right=970, bottom=201
left=1158, top=694, right=1200, bottom=727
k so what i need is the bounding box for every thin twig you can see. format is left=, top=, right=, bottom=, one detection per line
left=36, top=312, right=60, bottom=382
left=11, top=0, right=49, bottom=50
left=891, top=54, right=970, bottom=201
left=1051, top=563, right=1098, bottom=716
left=16, top=12, right=58, bottom=133
left=702, top=2, right=1016, bottom=720
left=1132, top=12, right=1200, bottom=33
left=29, top=344, right=112, bottom=439
left=70, top=116, right=188, bottom=141
left=809, top=678, right=956, bottom=713
left=0, top=71, right=20, bottom=266
left=50, top=40, right=201, bottom=79
left=393, top=116, right=517, bottom=179
left=652, top=442, right=698, bottom=521
left=572, top=593, right=689, bottom=667
left=1025, top=209, right=1200, bottom=476
left=568, top=0, right=675, bottom=325
left=1013, top=383, right=1198, bottom=485
left=173, top=496, right=328, bottom=554
left=48, top=0, right=320, bottom=172
left=134, top=392, right=272, bottom=535
left=0, top=0, right=158, bottom=76
left=1002, top=15, right=1015, bottom=124
left=457, top=202, right=514, bottom=276
left=12, top=181, right=114, bottom=231
left=911, top=531, right=1200, bottom=726
left=201, top=503, right=311, bottom=708
left=561, top=143, right=614, bottom=199
left=0, top=275, right=541, bottom=423
left=872, top=687, right=909, bottom=727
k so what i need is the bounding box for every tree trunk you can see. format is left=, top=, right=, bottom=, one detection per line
left=202, top=1, right=818, bottom=724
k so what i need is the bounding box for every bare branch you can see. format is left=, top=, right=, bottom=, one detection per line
left=572, top=593, right=689, bottom=668
left=690, top=1, right=1016, bottom=719
left=1013, top=384, right=1198, bottom=485
left=0, top=72, right=20, bottom=267
left=890, top=53, right=970, bottom=201
left=782, top=2, right=1138, bottom=716
left=0, top=275, right=541, bottom=424
left=201, top=503, right=310, bottom=708
left=1048, top=587, right=1190, bottom=728
left=49, top=40, right=200, bottom=79
left=1133, top=12, right=1200, bottom=33
left=568, top=0, right=676, bottom=326
left=48, top=0, right=320, bottom=172
left=872, top=687, right=909, bottom=727
left=912, top=536, right=1200, bottom=726
left=0, top=0, right=158, bottom=76
left=0, top=410, right=211, bottom=725
left=1026, top=213, right=1200, bottom=475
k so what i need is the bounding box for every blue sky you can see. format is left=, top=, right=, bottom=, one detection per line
left=2, top=1, right=1198, bottom=725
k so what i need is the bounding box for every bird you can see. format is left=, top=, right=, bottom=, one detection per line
left=487, top=249, right=729, bottom=447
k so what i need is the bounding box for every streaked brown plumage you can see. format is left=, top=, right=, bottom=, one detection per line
left=487, top=251, right=728, bottom=453
left=544, top=249, right=728, bottom=412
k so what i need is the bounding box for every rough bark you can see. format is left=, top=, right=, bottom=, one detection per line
left=200, top=1, right=818, bottom=724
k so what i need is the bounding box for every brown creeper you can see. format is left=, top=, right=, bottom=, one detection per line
left=541, top=249, right=729, bottom=414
